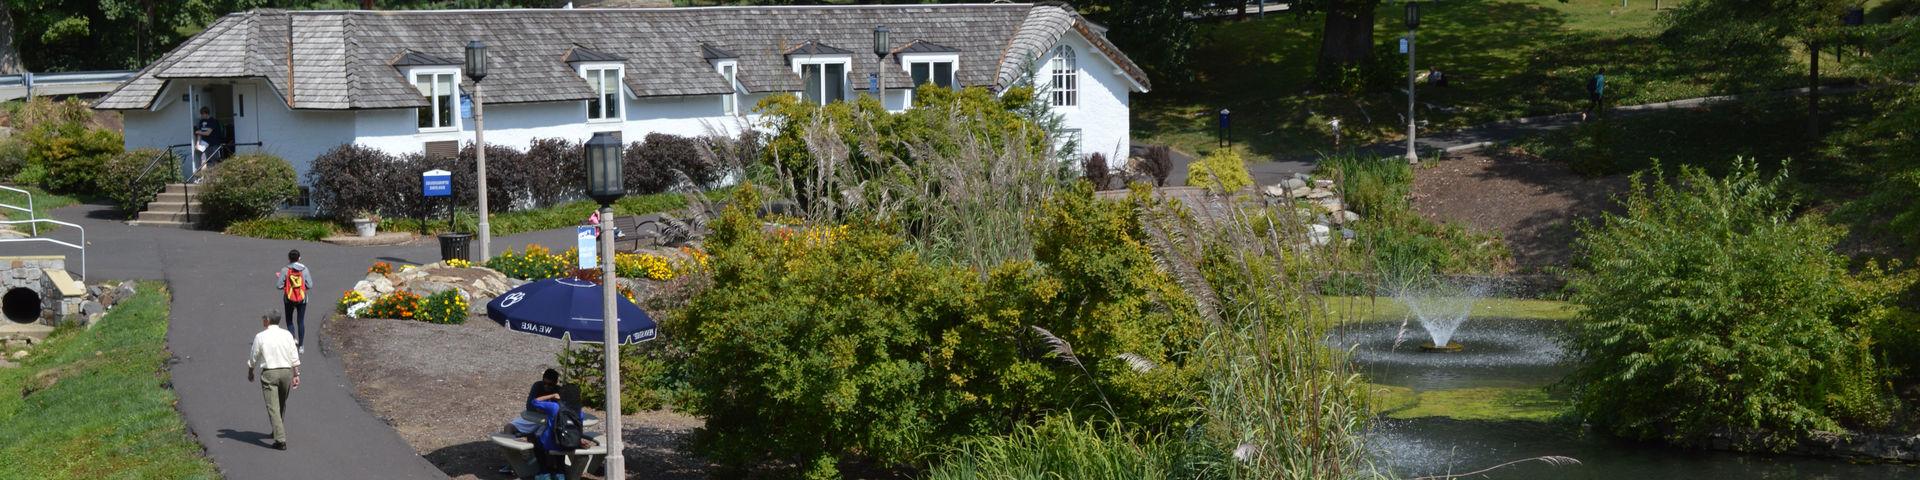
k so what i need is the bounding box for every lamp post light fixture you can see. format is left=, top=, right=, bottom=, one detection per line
left=1403, top=2, right=1420, bottom=164
left=465, top=40, right=493, bottom=260
left=583, top=131, right=626, bottom=480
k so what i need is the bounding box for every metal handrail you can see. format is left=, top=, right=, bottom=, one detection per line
left=129, top=149, right=180, bottom=208
left=0, top=219, right=84, bottom=281
left=0, top=185, right=37, bottom=236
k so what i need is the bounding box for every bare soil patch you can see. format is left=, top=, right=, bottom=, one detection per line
left=325, top=315, right=709, bottom=479
left=1410, top=150, right=1629, bottom=273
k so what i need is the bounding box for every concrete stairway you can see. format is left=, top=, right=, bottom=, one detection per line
left=132, top=183, right=201, bottom=228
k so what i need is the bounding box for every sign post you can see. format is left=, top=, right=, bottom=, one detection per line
left=422, top=169, right=453, bottom=231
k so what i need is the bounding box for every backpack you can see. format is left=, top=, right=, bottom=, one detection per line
left=550, top=408, right=584, bottom=450
left=284, top=269, right=307, bottom=303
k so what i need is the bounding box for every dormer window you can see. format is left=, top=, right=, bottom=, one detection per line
left=584, top=67, right=622, bottom=121
left=412, top=71, right=458, bottom=131
left=894, top=41, right=959, bottom=109
left=787, top=40, right=853, bottom=106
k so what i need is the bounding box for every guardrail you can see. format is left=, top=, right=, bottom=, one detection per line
left=0, top=219, right=84, bottom=281
left=0, top=70, right=137, bottom=101
left=0, top=185, right=37, bottom=236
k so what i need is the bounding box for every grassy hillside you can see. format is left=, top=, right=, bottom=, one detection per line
left=0, top=282, right=218, bottom=479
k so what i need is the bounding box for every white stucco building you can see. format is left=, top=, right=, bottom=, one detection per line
left=94, top=3, right=1150, bottom=188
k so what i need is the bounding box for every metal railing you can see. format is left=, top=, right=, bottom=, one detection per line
left=0, top=219, right=84, bottom=281
left=0, top=70, right=138, bottom=101
left=0, top=185, right=37, bottom=236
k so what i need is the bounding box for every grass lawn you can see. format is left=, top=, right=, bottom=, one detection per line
left=1134, top=0, right=1872, bottom=160
left=0, top=282, right=218, bottom=479
left=1321, top=296, right=1576, bottom=322
left=1370, top=384, right=1570, bottom=422
left=1507, top=88, right=1884, bottom=182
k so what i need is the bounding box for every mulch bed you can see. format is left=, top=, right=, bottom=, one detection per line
left=1409, top=150, right=1629, bottom=274
left=324, top=315, right=708, bottom=480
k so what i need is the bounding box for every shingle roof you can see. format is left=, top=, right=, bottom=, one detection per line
left=563, top=45, right=626, bottom=63
left=392, top=50, right=460, bottom=66
left=894, top=39, right=959, bottom=54
left=699, top=43, right=737, bottom=60
left=96, top=4, right=1149, bottom=110
left=784, top=40, right=853, bottom=56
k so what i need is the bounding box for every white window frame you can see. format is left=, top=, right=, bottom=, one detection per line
left=577, top=62, right=625, bottom=124
left=408, top=67, right=462, bottom=134
left=715, top=60, right=741, bottom=116
left=1049, top=44, right=1078, bottom=108
left=898, top=52, right=959, bottom=109
left=790, top=54, right=852, bottom=106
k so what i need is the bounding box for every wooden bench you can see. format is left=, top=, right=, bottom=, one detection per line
left=489, top=430, right=606, bottom=480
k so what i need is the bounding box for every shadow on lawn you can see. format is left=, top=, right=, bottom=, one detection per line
left=1133, top=0, right=1814, bottom=162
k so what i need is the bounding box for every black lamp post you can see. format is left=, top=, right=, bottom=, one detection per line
left=873, top=25, right=890, bottom=105
left=582, top=130, right=625, bottom=480
left=465, top=40, right=493, bottom=259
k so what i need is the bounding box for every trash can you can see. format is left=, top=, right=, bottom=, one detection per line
left=438, top=233, right=473, bottom=262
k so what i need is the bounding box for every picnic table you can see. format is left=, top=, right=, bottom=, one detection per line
left=491, top=411, right=606, bottom=480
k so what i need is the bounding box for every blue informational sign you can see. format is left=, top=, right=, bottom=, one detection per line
left=576, top=226, right=598, bottom=269
left=1398, top=37, right=1409, bottom=54
left=868, top=73, right=880, bottom=95
left=460, top=93, right=474, bottom=119
left=422, top=169, right=453, bottom=197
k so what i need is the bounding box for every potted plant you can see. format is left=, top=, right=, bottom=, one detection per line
left=351, top=211, right=381, bottom=237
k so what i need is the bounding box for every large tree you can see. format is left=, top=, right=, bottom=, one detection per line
left=1306, top=0, right=1382, bottom=86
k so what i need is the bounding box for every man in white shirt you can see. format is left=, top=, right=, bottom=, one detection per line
left=247, top=312, right=301, bottom=450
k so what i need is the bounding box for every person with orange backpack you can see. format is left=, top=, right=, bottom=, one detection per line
left=277, top=250, right=314, bottom=353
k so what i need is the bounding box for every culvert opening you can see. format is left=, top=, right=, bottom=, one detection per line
left=4, top=288, right=41, bottom=323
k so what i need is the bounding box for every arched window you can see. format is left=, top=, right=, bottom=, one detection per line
left=1050, top=44, right=1077, bottom=107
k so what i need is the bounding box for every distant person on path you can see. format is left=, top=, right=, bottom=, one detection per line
left=247, top=311, right=301, bottom=451
left=1427, top=68, right=1447, bottom=88
left=277, top=250, right=312, bottom=352
left=1585, top=70, right=1607, bottom=120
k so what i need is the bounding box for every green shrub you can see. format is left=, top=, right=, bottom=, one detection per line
left=674, top=185, right=1205, bottom=473
left=224, top=216, right=338, bottom=241
left=99, top=148, right=179, bottom=217
left=1318, top=153, right=1510, bottom=275
left=13, top=97, right=121, bottom=194
left=416, top=289, right=470, bottom=324
left=0, top=136, right=25, bottom=179
left=197, top=153, right=298, bottom=228
left=925, top=416, right=1210, bottom=480
left=10, top=164, right=47, bottom=189
left=1184, top=149, right=1252, bottom=193
left=1563, top=160, right=1912, bottom=450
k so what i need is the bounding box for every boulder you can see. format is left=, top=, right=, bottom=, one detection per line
left=1289, top=187, right=1311, bottom=199
left=1316, top=200, right=1344, bottom=213
left=368, top=276, right=395, bottom=294
left=1339, top=211, right=1361, bottom=224
left=1313, top=179, right=1335, bottom=189
left=1306, top=188, right=1335, bottom=200
left=1282, top=178, right=1307, bottom=190
left=80, top=301, right=105, bottom=318
left=10, top=350, right=26, bottom=360
left=1307, top=224, right=1332, bottom=246
left=1262, top=185, right=1287, bottom=198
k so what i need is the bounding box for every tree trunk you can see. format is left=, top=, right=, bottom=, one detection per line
left=1315, top=0, right=1378, bottom=85
left=0, top=7, right=23, bottom=75
left=1807, top=40, right=1820, bottom=138
left=1238, top=1, right=1249, bottom=19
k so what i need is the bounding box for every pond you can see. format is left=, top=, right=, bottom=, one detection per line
left=1329, top=318, right=1920, bottom=479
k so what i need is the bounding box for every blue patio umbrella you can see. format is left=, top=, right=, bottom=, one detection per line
left=486, top=277, right=658, bottom=344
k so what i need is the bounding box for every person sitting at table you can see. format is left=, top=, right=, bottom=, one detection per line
left=508, top=369, right=564, bottom=436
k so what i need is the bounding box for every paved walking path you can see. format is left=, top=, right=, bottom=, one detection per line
left=11, top=203, right=575, bottom=479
